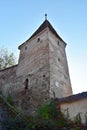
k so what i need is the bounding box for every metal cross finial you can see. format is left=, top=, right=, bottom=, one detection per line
left=45, top=14, right=47, bottom=20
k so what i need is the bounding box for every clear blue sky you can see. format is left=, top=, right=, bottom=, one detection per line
left=0, top=0, right=87, bottom=94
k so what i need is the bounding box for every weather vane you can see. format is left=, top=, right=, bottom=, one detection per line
left=45, top=14, right=47, bottom=20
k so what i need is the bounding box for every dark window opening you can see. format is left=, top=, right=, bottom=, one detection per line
left=25, top=78, right=28, bottom=89
left=43, top=74, right=45, bottom=77
left=58, top=58, right=60, bottom=62
left=2, top=76, right=5, bottom=79
left=57, top=41, right=60, bottom=46
left=25, top=46, right=27, bottom=50
left=37, top=38, right=40, bottom=42
left=28, top=74, right=31, bottom=76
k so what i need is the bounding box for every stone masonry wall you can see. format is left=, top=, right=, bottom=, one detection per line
left=0, top=27, right=72, bottom=114
left=0, top=30, right=51, bottom=114
left=16, top=65, right=50, bottom=115
left=0, top=65, right=19, bottom=98
left=48, top=31, right=72, bottom=98
left=15, top=29, right=51, bottom=114
left=0, top=64, right=50, bottom=115
left=17, top=29, right=49, bottom=76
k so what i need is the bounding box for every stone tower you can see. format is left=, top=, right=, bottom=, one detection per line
left=17, top=19, right=72, bottom=112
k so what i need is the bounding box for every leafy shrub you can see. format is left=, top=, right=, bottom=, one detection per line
left=73, top=113, right=82, bottom=126
left=37, top=100, right=59, bottom=119
left=85, top=112, right=87, bottom=124
left=35, top=100, right=68, bottom=129
left=2, top=99, right=87, bottom=130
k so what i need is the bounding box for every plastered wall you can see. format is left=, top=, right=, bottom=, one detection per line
left=60, top=98, right=87, bottom=123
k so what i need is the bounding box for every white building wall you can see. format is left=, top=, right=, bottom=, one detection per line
left=60, top=98, right=87, bottom=123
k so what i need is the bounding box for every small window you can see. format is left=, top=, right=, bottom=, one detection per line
left=37, top=38, right=40, bottom=42
left=43, top=74, right=45, bottom=77
left=25, top=46, right=27, bottom=50
left=57, top=41, right=60, bottom=46
left=25, top=78, right=28, bottom=89
left=58, top=58, right=60, bottom=62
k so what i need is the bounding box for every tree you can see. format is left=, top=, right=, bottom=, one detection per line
left=0, top=48, right=16, bottom=70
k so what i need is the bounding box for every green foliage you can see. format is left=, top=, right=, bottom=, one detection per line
left=35, top=100, right=69, bottom=129
left=73, top=113, right=82, bottom=126
left=0, top=48, right=16, bottom=70
left=0, top=90, right=2, bottom=95
left=85, top=112, right=87, bottom=124
left=2, top=99, right=87, bottom=130
left=37, top=100, right=59, bottom=120
left=70, top=128, right=80, bottom=130
left=64, top=108, right=70, bottom=120
left=35, top=100, right=58, bottom=129
left=6, top=95, right=14, bottom=106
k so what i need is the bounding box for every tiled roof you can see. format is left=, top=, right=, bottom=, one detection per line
left=19, top=19, right=66, bottom=49
left=55, top=92, right=87, bottom=104
left=29, top=19, right=66, bottom=43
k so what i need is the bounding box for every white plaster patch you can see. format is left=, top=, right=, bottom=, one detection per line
left=55, top=81, right=59, bottom=87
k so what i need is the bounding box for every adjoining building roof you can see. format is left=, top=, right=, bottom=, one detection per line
left=0, top=64, right=18, bottom=72
left=55, top=92, right=87, bottom=104
left=19, top=19, right=66, bottom=49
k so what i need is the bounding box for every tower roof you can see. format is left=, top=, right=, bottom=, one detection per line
left=29, top=19, right=66, bottom=43
left=19, top=19, right=66, bottom=49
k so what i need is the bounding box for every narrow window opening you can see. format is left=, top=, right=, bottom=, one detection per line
left=25, top=46, right=27, bottom=50
left=58, top=58, right=60, bottom=62
left=25, top=78, right=28, bottom=89
left=43, top=74, right=45, bottom=77
left=57, top=41, right=60, bottom=46
left=37, top=38, right=40, bottom=42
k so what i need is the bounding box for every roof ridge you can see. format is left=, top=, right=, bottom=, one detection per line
left=19, top=19, right=66, bottom=49
left=29, top=19, right=66, bottom=44
left=29, top=20, right=49, bottom=40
